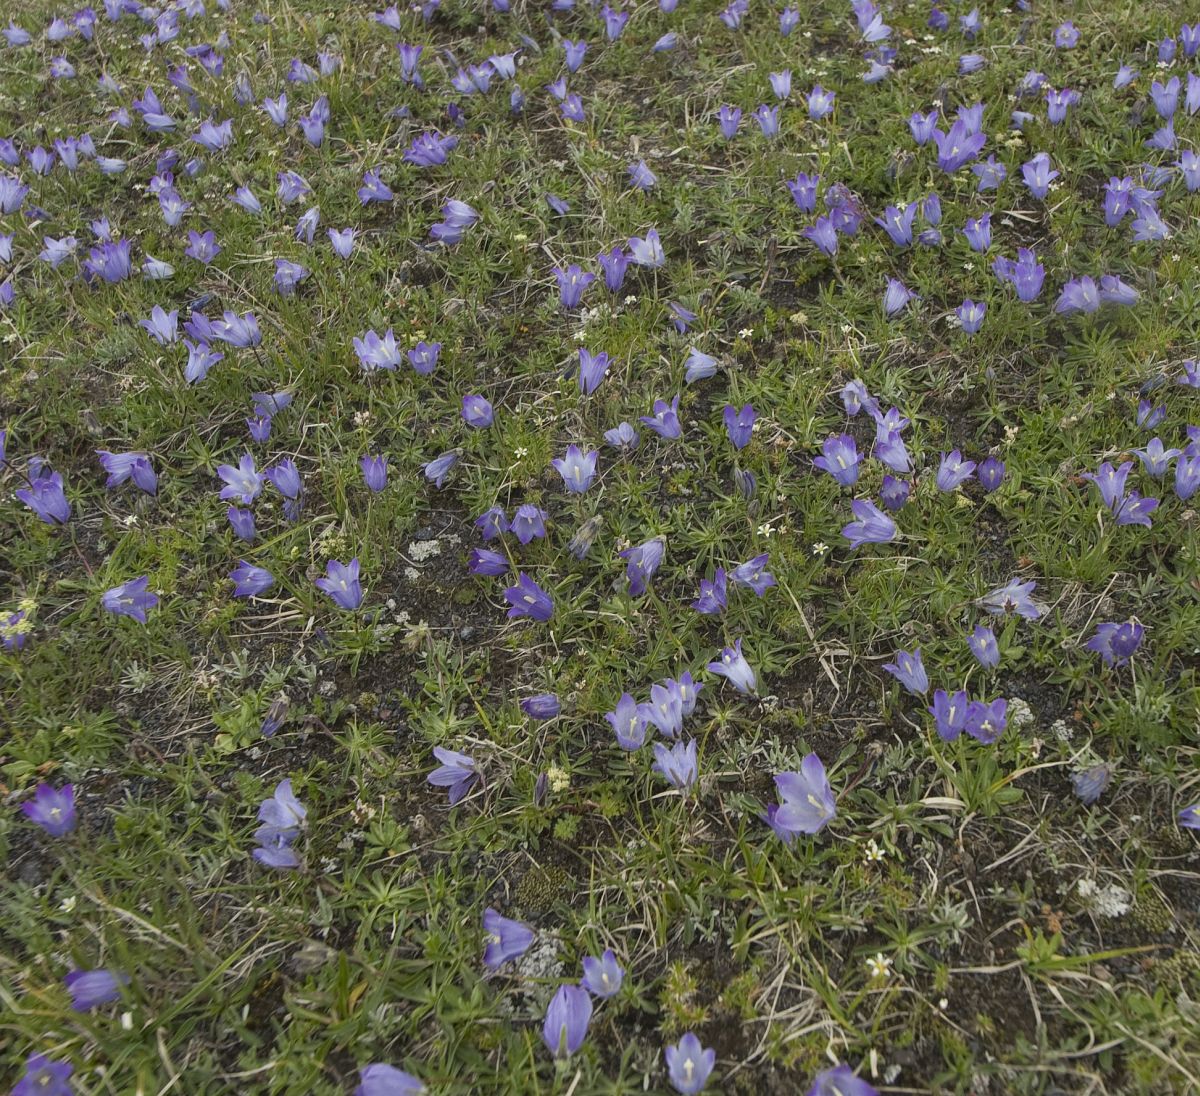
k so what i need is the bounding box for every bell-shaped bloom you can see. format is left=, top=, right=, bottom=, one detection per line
left=928, top=689, right=968, bottom=741
left=475, top=506, right=509, bottom=541
left=883, top=648, right=928, bottom=695
left=542, top=984, right=592, bottom=1057
left=596, top=248, right=629, bottom=292
left=879, top=475, right=910, bottom=511
left=1134, top=437, right=1181, bottom=477
left=354, top=328, right=402, bottom=371
left=230, top=561, right=274, bottom=598
left=422, top=451, right=459, bottom=488
left=1176, top=455, right=1200, bottom=500
left=876, top=203, right=917, bottom=247
left=965, top=697, right=1007, bottom=744
left=316, top=558, right=362, bottom=610
left=723, top=404, right=755, bottom=449
left=577, top=347, right=610, bottom=394
left=407, top=341, right=442, bottom=376
left=619, top=536, right=665, bottom=596
left=842, top=499, right=896, bottom=549
left=808, top=85, right=835, bottom=119
left=581, top=949, right=624, bottom=997
left=628, top=159, right=657, bottom=190
left=511, top=504, right=548, bottom=544
left=653, top=738, right=699, bottom=792
left=554, top=263, right=594, bottom=309
left=807, top=1064, right=878, bottom=1096
left=962, top=213, right=991, bottom=252
left=627, top=228, right=665, bottom=267
left=933, top=119, right=985, bottom=172
left=1054, top=276, right=1101, bottom=315
left=360, top=455, right=388, bottom=492
left=353, top=1064, right=424, bottom=1096
left=20, top=782, right=76, bottom=836
left=1021, top=152, right=1059, bottom=199
left=504, top=572, right=553, bottom=621
left=641, top=396, right=682, bottom=439
left=469, top=548, right=509, bottom=576
left=551, top=445, right=598, bottom=493
left=227, top=506, right=256, bottom=542
left=684, top=349, right=719, bottom=384
left=646, top=681, right=683, bottom=739
left=968, top=623, right=1000, bottom=667
left=977, top=456, right=1004, bottom=492
left=217, top=453, right=263, bottom=504
left=1178, top=804, right=1200, bottom=830
left=721, top=547, right=774, bottom=595
left=692, top=568, right=727, bottom=614
left=65, top=969, right=130, bottom=1011
left=993, top=247, right=1045, bottom=301
left=1085, top=620, right=1144, bottom=667
left=936, top=450, right=976, bottom=491
left=665, top=1032, right=715, bottom=1094
left=766, top=753, right=836, bottom=839
left=265, top=459, right=303, bottom=500
left=213, top=310, right=261, bottom=348
left=521, top=694, right=560, bottom=721
left=13, top=1054, right=74, bottom=1096
left=102, top=576, right=158, bottom=622
left=717, top=104, right=741, bottom=139
left=707, top=638, right=756, bottom=694
left=884, top=278, right=916, bottom=315
left=606, top=692, right=647, bottom=750
left=459, top=394, right=493, bottom=429
left=812, top=435, right=860, bottom=486
left=96, top=450, right=156, bottom=495
left=483, top=908, right=534, bottom=968
left=428, top=746, right=477, bottom=804
left=1083, top=460, right=1132, bottom=510
left=140, top=305, right=179, bottom=345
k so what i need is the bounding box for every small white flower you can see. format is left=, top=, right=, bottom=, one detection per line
left=812, top=541, right=828, bottom=556
left=866, top=953, right=892, bottom=979
left=863, top=838, right=886, bottom=863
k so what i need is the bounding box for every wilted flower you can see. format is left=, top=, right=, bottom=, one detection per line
left=1072, top=764, right=1112, bottom=805
left=652, top=738, right=699, bottom=792
left=422, top=451, right=459, bottom=488
left=978, top=578, right=1043, bottom=619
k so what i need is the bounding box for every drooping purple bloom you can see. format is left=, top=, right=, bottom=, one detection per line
left=807, top=85, right=835, bottom=119
left=140, top=304, right=179, bottom=345
left=596, top=248, right=629, bottom=293
left=504, top=572, right=554, bottom=621
left=315, top=558, right=363, bottom=610
left=521, top=694, right=561, bottom=721
left=483, top=908, right=534, bottom=968
left=20, top=783, right=76, bottom=836
left=684, top=349, right=719, bottom=384
left=1021, top=152, right=1059, bottom=199
left=469, top=548, right=509, bottom=576
left=428, top=746, right=478, bottom=804
left=96, top=450, right=157, bottom=495
left=422, top=450, right=459, bottom=488
left=1071, top=764, right=1112, bottom=806
left=884, top=278, right=917, bottom=315
left=102, top=576, right=158, bottom=622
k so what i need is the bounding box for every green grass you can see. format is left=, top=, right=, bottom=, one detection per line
left=2, top=0, right=1200, bottom=1092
